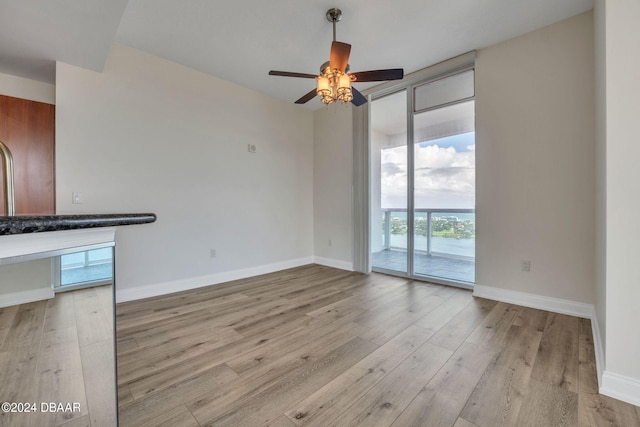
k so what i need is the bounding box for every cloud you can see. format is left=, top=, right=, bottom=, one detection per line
left=415, top=145, right=474, bottom=169
left=380, top=142, right=475, bottom=208
left=382, top=162, right=405, bottom=176
left=416, top=166, right=471, bottom=177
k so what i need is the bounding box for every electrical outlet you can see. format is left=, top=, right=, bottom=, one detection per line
left=521, top=260, right=531, bottom=272
left=72, top=192, right=83, bottom=204
left=210, top=249, right=217, bottom=258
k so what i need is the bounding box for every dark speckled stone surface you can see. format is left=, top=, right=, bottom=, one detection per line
left=0, top=213, right=156, bottom=235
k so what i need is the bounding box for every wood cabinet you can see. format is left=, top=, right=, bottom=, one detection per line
left=0, top=94, right=55, bottom=215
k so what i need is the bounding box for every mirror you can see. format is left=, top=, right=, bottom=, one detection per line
left=0, top=245, right=116, bottom=426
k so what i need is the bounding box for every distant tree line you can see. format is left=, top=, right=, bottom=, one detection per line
left=387, top=216, right=475, bottom=239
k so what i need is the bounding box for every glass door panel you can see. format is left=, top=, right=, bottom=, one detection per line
left=370, top=90, right=408, bottom=274
left=413, top=100, right=475, bottom=283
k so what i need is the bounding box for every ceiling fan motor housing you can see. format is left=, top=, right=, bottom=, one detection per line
left=320, top=61, right=350, bottom=75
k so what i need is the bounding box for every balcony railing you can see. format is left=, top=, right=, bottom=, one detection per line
left=380, top=208, right=475, bottom=260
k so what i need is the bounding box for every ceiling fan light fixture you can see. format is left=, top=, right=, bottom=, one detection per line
left=317, top=76, right=331, bottom=98
left=317, top=78, right=334, bottom=104
left=317, top=70, right=352, bottom=105
left=337, top=74, right=353, bottom=103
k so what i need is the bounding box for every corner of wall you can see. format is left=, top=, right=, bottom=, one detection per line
left=313, top=256, right=354, bottom=272
left=593, top=0, right=607, bottom=381
left=600, top=372, right=640, bottom=407
left=472, top=285, right=594, bottom=319
left=590, top=306, right=605, bottom=389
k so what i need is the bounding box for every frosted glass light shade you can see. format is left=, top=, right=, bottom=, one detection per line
left=317, top=76, right=331, bottom=97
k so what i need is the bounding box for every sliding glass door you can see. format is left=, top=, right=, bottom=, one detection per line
left=412, top=98, right=475, bottom=283
left=370, top=90, right=408, bottom=274
left=370, top=70, right=475, bottom=286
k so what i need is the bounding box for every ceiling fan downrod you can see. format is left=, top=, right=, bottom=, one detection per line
left=326, top=8, right=342, bottom=42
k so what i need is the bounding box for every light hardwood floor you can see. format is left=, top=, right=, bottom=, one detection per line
left=116, top=265, right=640, bottom=427
left=0, top=285, right=116, bottom=427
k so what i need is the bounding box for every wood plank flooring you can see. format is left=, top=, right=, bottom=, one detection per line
left=116, top=265, right=640, bottom=427
left=0, top=285, right=116, bottom=427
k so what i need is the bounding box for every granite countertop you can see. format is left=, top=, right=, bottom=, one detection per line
left=0, top=213, right=156, bottom=235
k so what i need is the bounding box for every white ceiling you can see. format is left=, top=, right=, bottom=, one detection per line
left=0, top=0, right=593, bottom=109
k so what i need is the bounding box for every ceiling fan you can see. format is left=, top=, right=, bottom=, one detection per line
left=269, top=8, right=404, bottom=107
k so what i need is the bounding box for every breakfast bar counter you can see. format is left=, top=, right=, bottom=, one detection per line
left=0, top=213, right=156, bottom=235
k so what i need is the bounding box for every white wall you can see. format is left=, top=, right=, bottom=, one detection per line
left=475, top=12, right=595, bottom=304
left=312, top=106, right=353, bottom=270
left=0, top=71, right=55, bottom=104
left=601, top=0, right=640, bottom=402
left=55, top=44, right=314, bottom=301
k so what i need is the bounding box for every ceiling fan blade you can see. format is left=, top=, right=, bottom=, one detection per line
left=269, top=71, right=318, bottom=79
left=350, top=69, right=404, bottom=82
left=351, top=87, right=367, bottom=106
left=295, top=89, right=318, bottom=104
left=329, top=41, right=351, bottom=73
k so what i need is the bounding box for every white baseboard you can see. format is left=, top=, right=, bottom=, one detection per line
left=472, top=284, right=593, bottom=318
left=601, top=371, right=640, bottom=407
left=0, top=287, right=54, bottom=308
left=313, top=256, right=354, bottom=272
left=115, top=256, right=314, bottom=303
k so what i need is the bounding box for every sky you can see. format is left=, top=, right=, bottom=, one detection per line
left=380, top=132, right=475, bottom=209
